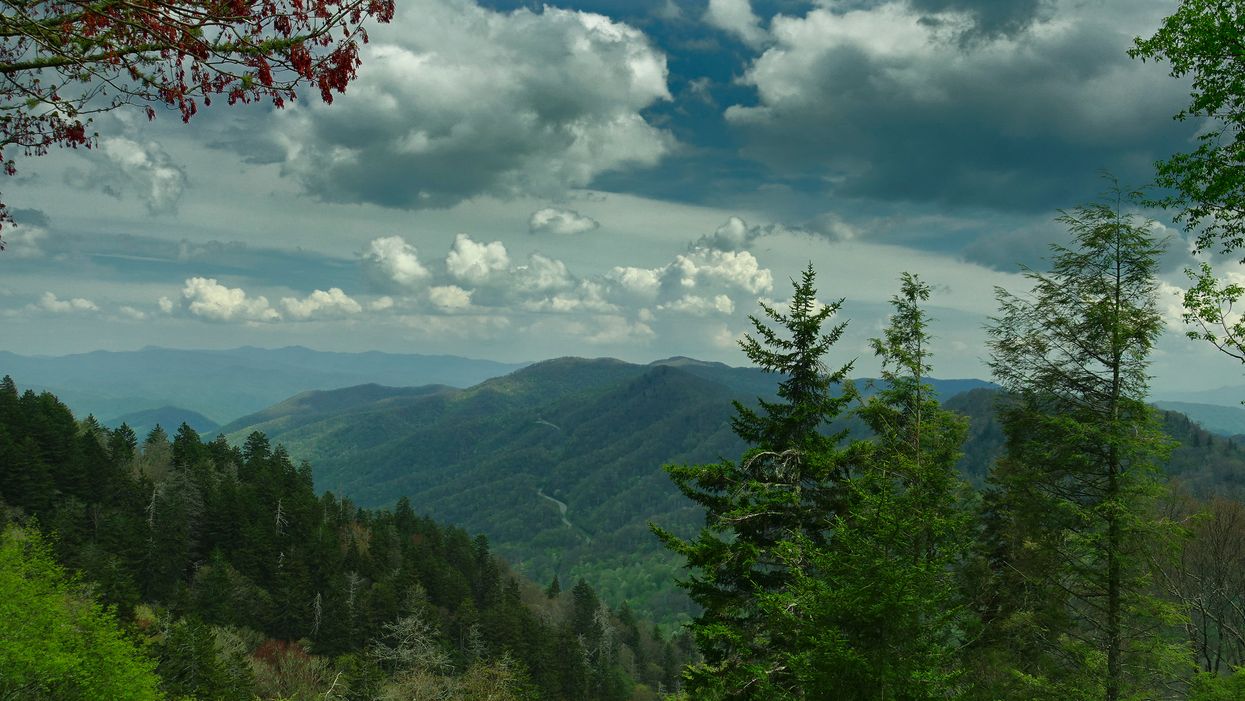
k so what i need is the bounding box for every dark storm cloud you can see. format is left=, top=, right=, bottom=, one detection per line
left=724, top=0, right=1196, bottom=217
left=909, top=0, right=1049, bottom=38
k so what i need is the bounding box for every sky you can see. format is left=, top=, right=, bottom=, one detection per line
left=0, top=0, right=1239, bottom=393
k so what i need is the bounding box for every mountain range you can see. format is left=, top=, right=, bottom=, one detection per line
left=216, top=356, right=993, bottom=621
left=0, top=346, right=527, bottom=423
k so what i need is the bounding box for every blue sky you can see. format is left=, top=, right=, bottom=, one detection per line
left=0, top=0, right=1238, bottom=392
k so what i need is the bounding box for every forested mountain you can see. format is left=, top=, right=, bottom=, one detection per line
left=105, top=405, right=220, bottom=437
left=0, top=377, right=689, bottom=700
left=1153, top=400, right=1245, bottom=437
left=220, top=360, right=1245, bottom=625
left=0, top=346, right=527, bottom=423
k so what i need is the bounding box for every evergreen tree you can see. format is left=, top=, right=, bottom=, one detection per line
left=760, top=274, right=972, bottom=698
left=981, top=184, right=1185, bottom=700
left=654, top=263, right=856, bottom=698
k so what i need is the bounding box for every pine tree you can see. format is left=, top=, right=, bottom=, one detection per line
left=760, top=274, right=972, bottom=698
left=653, top=263, right=856, bottom=699
left=981, top=183, right=1185, bottom=700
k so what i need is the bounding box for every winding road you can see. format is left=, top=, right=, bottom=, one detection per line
left=536, top=488, right=591, bottom=543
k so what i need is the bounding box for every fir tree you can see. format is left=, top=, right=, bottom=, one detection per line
left=654, top=263, right=856, bottom=698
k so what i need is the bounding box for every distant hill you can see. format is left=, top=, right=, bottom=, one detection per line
left=1153, top=400, right=1245, bottom=437
left=0, top=346, right=527, bottom=424
left=1153, top=385, right=1245, bottom=408
left=220, top=357, right=998, bottom=622
left=104, top=406, right=220, bottom=436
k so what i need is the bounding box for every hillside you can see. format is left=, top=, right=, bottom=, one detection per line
left=104, top=405, right=220, bottom=436
left=0, top=377, right=691, bottom=700
left=219, top=358, right=998, bottom=621
left=0, top=346, right=527, bottom=423
left=1153, top=400, right=1245, bottom=437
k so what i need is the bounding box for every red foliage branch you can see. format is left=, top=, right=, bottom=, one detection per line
left=0, top=0, right=395, bottom=249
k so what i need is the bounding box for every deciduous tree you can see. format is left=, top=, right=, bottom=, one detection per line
left=1131, top=1, right=1245, bottom=256
left=0, top=0, right=395, bottom=247
left=982, top=185, right=1184, bottom=700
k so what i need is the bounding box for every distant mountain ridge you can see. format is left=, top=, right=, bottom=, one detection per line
left=0, top=346, right=528, bottom=423
left=105, top=406, right=220, bottom=436
left=1153, top=401, right=1245, bottom=438
left=220, top=356, right=997, bottom=622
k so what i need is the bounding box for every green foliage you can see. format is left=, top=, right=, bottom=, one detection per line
left=1131, top=1, right=1245, bottom=255
left=0, top=378, right=690, bottom=700
left=755, top=274, right=973, bottom=699
left=1190, top=667, right=1245, bottom=700
left=0, top=524, right=162, bottom=701
left=977, top=186, right=1188, bottom=699
left=654, top=264, right=858, bottom=698
left=1182, top=260, right=1245, bottom=368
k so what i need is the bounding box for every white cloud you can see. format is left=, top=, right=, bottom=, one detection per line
left=428, top=285, right=473, bottom=310
left=667, top=248, right=773, bottom=295
left=705, top=0, right=767, bottom=47
left=364, top=236, right=431, bottom=288
left=281, top=288, right=363, bottom=319
left=514, top=253, right=575, bottom=294
left=529, top=207, right=601, bottom=236
left=273, top=0, right=673, bottom=208
left=179, top=277, right=279, bottom=323
left=118, top=305, right=147, bottom=320
left=693, top=216, right=805, bottom=251
left=369, top=296, right=396, bottom=311
left=68, top=137, right=187, bottom=214
left=2, top=221, right=48, bottom=258
left=1156, top=280, right=1187, bottom=331
left=446, top=234, right=510, bottom=285
left=659, top=294, right=735, bottom=316
left=608, top=266, right=662, bottom=299
left=586, top=315, right=655, bottom=344
left=523, top=280, right=617, bottom=313
left=37, top=292, right=97, bottom=313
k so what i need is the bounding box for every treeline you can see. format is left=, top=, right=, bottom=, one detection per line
left=0, top=376, right=693, bottom=700
left=655, top=199, right=1245, bottom=700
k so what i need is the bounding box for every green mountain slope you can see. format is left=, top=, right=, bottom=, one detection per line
left=104, top=405, right=220, bottom=436
left=221, top=358, right=1000, bottom=622
left=1153, top=400, right=1245, bottom=437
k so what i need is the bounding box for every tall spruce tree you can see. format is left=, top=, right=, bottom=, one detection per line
left=653, top=263, right=856, bottom=699
left=982, top=184, right=1185, bottom=700
left=760, top=274, right=972, bottom=698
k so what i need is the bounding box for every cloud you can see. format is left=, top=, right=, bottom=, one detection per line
left=281, top=288, right=363, bottom=319
left=528, top=207, right=601, bottom=236
left=118, top=305, right=147, bottom=320
left=364, top=236, right=432, bottom=289
left=658, top=294, right=735, bottom=316
left=907, top=0, right=1048, bottom=39
left=67, top=137, right=187, bottom=214
left=36, top=292, right=97, bottom=313
left=600, top=243, right=773, bottom=316
left=665, top=248, right=773, bottom=295
left=724, top=0, right=1193, bottom=213
left=513, top=253, right=575, bottom=294
left=2, top=210, right=50, bottom=258
left=428, top=285, right=473, bottom=310
left=446, top=234, right=510, bottom=285
left=693, top=216, right=812, bottom=251
left=704, top=0, right=767, bottom=47
left=178, top=277, right=279, bottom=322
left=271, top=0, right=673, bottom=209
